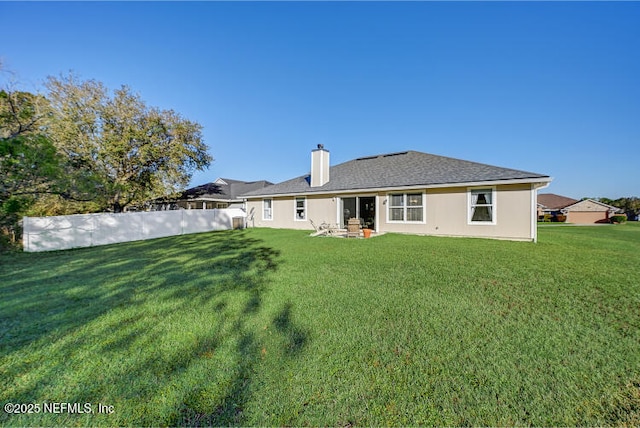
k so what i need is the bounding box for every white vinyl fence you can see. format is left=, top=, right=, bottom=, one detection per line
left=22, top=208, right=246, bottom=252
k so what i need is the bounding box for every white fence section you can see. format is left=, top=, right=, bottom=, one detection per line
left=22, top=208, right=246, bottom=252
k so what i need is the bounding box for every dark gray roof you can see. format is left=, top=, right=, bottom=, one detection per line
left=241, top=151, right=550, bottom=197
left=180, top=178, right=273, bottom=201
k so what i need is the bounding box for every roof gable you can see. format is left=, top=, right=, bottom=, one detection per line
left=563, top=199, right=622, bottom=213
left=242, top=150, right=550, bottom=197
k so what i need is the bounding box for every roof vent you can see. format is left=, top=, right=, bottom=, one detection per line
left=356, top=155, right=379, bottom=161
left=383, top=151, right=408, bottom=158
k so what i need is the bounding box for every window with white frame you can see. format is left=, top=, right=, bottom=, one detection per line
left=469, top=188, right=495, bottom=223
left=263, top=199, right=272, bottom=220
left=294, top=197, right=306, bottom=220
left=388, top=193, right=424, bottom=222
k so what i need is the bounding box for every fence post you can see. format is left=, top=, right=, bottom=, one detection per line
left=22, top=217, right=29, bottom=252
left=91, top=213, right=95, bottom=248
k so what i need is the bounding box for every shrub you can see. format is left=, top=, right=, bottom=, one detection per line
left=610, top=215, right=627, bottom=224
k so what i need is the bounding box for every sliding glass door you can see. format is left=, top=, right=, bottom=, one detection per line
left=341, top=197, right=357, bottom=229
left=340, top=196, right=376, bottom=230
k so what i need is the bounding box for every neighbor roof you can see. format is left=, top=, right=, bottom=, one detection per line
left=537, top=193, right=579, bottom=210
left=241, top=150, right=551, bottom=197
left=180, top=178, right=274, bottom=201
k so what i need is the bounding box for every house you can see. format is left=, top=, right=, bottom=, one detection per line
left=153, top=178, right=273, bottom=210
left=563, top=199, right=622, bottom=223
left=537, top=193, right=579, bottom=221
left=240, top=146, right=552, bottom=242
left=538, top=193, right=622, bottom=224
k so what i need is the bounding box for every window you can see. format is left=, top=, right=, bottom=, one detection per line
left=406, top=193, right=423, bottom=221
left=263, top=199, right=272, bottom=220
left=216, top=202, right=228, bottom=209
left=389, top=194, right=405, bottom=221
left=469, top=188, right=495, bottom=224
left=294, top=197, right=306, bottom=221
left=388, top=193, right=424, bottom=222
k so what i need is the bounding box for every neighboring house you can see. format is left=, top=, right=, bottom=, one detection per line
left=562, top=199, right=622, bottom=224
left=538, top=193, right=622, bottom=224
left=537, top=193, right=579, bottom=221
left=241, top=146, right=552, bottom=242
left=154, top=178, right=273, bottom=210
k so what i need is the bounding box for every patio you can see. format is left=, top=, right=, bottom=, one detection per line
left=309, top=220, right=381, bottom=238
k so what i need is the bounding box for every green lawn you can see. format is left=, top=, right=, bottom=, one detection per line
left=1, top=224, right=639, bottom=426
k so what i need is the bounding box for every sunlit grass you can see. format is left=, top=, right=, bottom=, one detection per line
left=1, top=224, right=639, bottom=425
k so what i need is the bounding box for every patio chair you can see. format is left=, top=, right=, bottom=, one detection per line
left=309, top=220, right=339, bottom=237
left=309, top=219, right=329, bottom=237
left=322, top=222, right=342, bottom=236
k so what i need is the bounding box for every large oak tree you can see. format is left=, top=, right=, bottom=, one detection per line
left=45, top=73, right=212, bottom=212
left=0, top=88, right=64, bottom=245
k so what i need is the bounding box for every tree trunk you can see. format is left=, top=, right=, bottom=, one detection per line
left=112, top=192, right=123, bottom=213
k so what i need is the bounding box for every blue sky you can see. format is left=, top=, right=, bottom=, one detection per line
left=2, top=1, right=639, bottom=199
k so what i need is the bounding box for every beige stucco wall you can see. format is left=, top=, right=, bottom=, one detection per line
left=378, top=184, right=534, bottom=240
left=245, top=183, right=536, bottom=241
left=246, top=195, right=338, bottom=230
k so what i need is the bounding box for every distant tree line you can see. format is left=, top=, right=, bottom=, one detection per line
left=590, top=197, right=640, bottom=219
left=1, top=72, right=212, bottom=249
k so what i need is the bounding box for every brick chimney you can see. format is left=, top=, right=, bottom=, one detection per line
left=310, top=144, right=330, bottom=187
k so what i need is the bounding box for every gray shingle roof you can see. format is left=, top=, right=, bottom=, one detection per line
left=241, top=151, right=550, bottom=197
left=181, top=178, right=273, bottom=201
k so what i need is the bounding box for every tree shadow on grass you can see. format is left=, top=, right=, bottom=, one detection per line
left=0, top=230, right=273, bottom=352
left=174, top=301, right=310, bottom=426
left=0, top=229, right=297, bottom=426
left=273, top=302, right=308, bottom=357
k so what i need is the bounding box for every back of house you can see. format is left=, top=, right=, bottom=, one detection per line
left=241, top=146, right=552, bottom=242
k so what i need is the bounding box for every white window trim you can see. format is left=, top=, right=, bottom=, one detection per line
left=294, top=196, right=307, bottom=221
left=262, top=198, right=273, bottom=221
left=468, top=187, right=497, bottom=225
left=386, top=192, right=426, bottom=224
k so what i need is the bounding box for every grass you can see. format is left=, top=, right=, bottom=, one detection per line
left=1, top=224, right=639, bottom=426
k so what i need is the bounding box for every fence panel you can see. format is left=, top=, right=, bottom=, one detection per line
left=91, top=212, right=145, bottom=246
left=23, top=209, right=246, bottom=252
left=143, top=210, right=184, bottom=240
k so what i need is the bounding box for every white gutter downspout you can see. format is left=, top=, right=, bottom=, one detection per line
left=532, top=181, right=551, bottom=242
